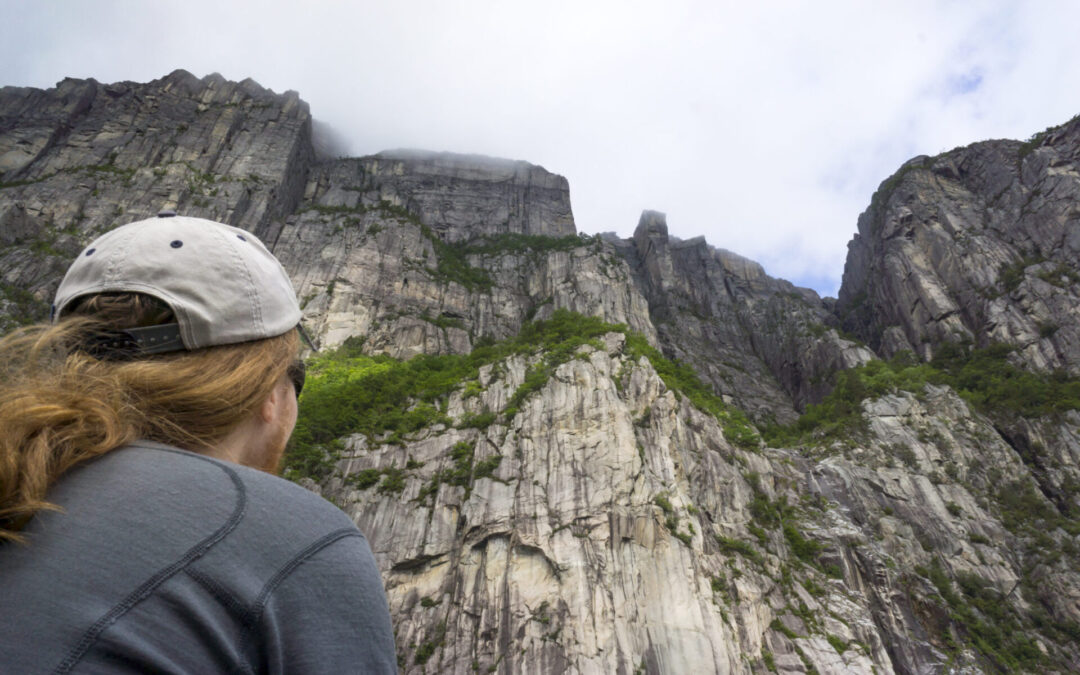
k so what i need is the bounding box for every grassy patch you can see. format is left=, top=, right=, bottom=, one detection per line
left=461, top=232, right=596, bottom=257
left=474, top=454, right=503, bottom=480
left=286, top=309, right=760, bottom=480
left=458, top=409, right=497, bottom=430
left=715, top=535, right=764, bottom=566
left=826, top=634, right=848, bottom=654
left=783, top=522, right=824, bottom=565
left=419, top=223, right=493, bottom=291
left=762, top=344, right=1080, bottom=447
left=653, top=493, right=674, bottom=515
left=414, top=621, right=447, bottom=665
left=915, top=560, right=1046, bottom=672
left=420, top=311, right=466, bottom=330
left=998, top=255, right=1044, bottom=294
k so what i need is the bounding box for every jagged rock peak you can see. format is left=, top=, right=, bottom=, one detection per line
left=149, top=69, right=297, bottom=104
left=635, top=208, right=668, bottom=236
left=0, top=70, right=315, bottom=287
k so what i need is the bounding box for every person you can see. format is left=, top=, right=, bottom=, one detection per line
left=0, top=213, right=397, bottom=673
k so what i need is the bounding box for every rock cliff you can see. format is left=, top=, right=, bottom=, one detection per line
left=3, top=72, right=1080, bottom=674
left=837, top=122, right=1080, bottom=375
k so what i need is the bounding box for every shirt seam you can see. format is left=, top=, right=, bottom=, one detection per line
left=238, top=528, right=363, bottom=661
left=53, top=445, right=249, bottom=674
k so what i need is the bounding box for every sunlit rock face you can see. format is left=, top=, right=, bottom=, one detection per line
left=3, top=73, right=1080, bottom=674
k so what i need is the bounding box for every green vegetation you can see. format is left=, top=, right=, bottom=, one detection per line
left=457, top=409, right=496, bottom=430
left=746, top=473, right=788, bottom=528
left=420, top=311, right=466, bottom=331
left=996, top=479, right=1080, bottom=536
left=474, top=454, right=503, bottom=479
left=673, top=529, right=693, bottom=546
left=86, top=160, right=137, bottom=186
left=653, top=493, right=674, bottom=515
left=285, top=309, right=761, bottom=483
left=763, top=344, right=1080, bottom=448
left=710, top=575, right=726, bottom=593
left=1017, top=114, right=1079, bottom=160
left=461, top=232, right=596, bottom=257
left=418, top=223, right=493, bottom=291
left=0, top=282, right=49, bottom=331
left=826, top=634, right=848, bottom=654
left=342, top=464, right=410, bottom=493
left=715, top=535, right=764, bottom=566
left=416, top=229, right=596, bottom=292
left=0, top=177, right=43, bottom=189
left=623, top=333, right=760, bottom=449
left=414, top=621, right=447, bottom=665
left=1035, top=263, right=1080, bottom=288
left=770, top=617, right=798, bottom=639
left=997, top=255, right=1044, bottom=294
left=313, top=199, right=597, bottom=292
left=783, top=523, right=823, bottom=564
left=762, top=648, right=777, bottom=673
left=915, top=560, right=1045, bottom=672
left=802, top=577, right=827, bottom=598
left=742, top=472, right=832, bottom=574
left=346, top=468, right=382, bottom=489
left=868, top=157, right=929, bottom=217
left=379, top=466, right=406, bottom=493
left=306, top=203, right=366, bottom=216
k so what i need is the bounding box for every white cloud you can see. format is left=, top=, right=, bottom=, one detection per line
left=3, top=0, right=1079, bottom=297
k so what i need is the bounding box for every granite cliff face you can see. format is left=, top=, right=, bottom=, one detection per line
left=0, top=69, right=311, bottom=331
left=837, top=124, right=1080, bottom=374
left=3, top=72, right=1080, bottom=674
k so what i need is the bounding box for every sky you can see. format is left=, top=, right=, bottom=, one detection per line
left=3, top=1, right=1080, bottom=297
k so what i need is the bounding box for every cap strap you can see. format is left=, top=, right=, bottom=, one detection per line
left=125, top=323, right=186, bottom=354
left=81, top=323, right=185, bottom=360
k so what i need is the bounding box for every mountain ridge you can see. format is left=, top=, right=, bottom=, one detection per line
left=2, top=71, right=1080, bottom=674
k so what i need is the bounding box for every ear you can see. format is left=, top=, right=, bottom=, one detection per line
left=258, top=378, right=290, bottom=424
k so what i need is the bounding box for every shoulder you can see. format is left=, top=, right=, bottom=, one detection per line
left=124, top=440, right=358, bottom=536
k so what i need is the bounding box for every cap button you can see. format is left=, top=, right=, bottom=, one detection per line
left=157, top=209, right=177, bottom=218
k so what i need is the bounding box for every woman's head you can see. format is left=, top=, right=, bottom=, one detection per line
left=0, top=215, right=308, bottom=542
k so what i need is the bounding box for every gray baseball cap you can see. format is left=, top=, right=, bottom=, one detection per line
left=54, top=213, right=304, bottom=354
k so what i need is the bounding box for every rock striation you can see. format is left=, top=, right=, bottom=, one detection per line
left=837, top=121, right=1080, bottom=375
left=0, top=69, right=312, bottom=331
left=616, top=210, right=874, bottom=423
left=3, top=73, right=1080, bottom=674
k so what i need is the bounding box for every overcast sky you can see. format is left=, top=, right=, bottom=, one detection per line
left=3, top=1, right=1079, bottom=296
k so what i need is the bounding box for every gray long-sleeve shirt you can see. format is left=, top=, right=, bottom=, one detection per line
left=0, top=441, right=397, bottom=674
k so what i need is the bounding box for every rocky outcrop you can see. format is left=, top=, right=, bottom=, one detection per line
left=351, top=150, right=576, bottom=242
left=0, top=69, right=314, bottom=332
left=326, top=335, right=891, bottom=674
left=273, top=156, right=656, bottom=356
left=836, top=119, right=1080, bottom=375
left=312, top=334, right=1080, bottom=673
left=3, top=72, right=1080, bottom=674
left=617, top=210, right=874, bottom=423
